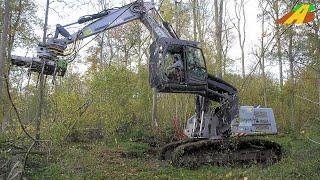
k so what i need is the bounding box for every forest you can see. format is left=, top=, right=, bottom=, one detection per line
left=0, top=0, right=319, bottom=179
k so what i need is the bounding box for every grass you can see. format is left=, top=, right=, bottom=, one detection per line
left=27, top=130, right=320, bottom=180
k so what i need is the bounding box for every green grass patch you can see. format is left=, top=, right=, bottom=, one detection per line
left=27, top=133, right=320, bottom=179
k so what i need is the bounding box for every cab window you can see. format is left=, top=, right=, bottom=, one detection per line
left=186, top=46, right=207, bottom=80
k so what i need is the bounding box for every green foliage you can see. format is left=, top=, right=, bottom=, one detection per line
left=87, top=65, right=153, bottom=137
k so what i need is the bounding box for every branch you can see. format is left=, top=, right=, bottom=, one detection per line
left=307, top=137, right=320, bottom=145
left=22, top=141, right=35, bottom=175
left=7, top=161, right=22, bottom=180
left=4, top=74, right=35, bottom=141
left=240, top=24, right=294, bottom=92
left=296, top=95, right=320, bottom=106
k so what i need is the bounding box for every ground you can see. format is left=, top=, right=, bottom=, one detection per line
left=27, top=131, right=320, bottom=180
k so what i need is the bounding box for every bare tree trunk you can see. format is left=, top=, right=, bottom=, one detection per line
left=260, top=7, right=267, bottom=107
left=214, top=0, right=224, bottom=78
left=192, top=0, right=198, bottom=41
left=35, top=0, right=50, bottom=141
left=288, top=28, right=295, bottom=130
left=152, top=88, right=158, bottom=127
left=196, top=0, right=203, bottom=44
left=313, top=12, right=320, bottom=119
left=233, top=0, right=246, bottom=78
left=175, top=1, right=181, bottom=37
left=0, top=0, right=10, bottom=131
left=272, top=0, right=285, bottom=125
left=222, top=22, right=230, bottom=76
left=240, top=1, right=246, bottom=79
left=318, top=77, right=320, bottom=118
left=100, top=33, right=104, bottom=68
left=274, top=0, right=283, bottom=88
left=276, top=27, right=283, bottom=88
left=150, top=0, right=158, bottom=128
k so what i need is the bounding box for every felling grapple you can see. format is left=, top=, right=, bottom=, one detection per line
left=11, top=44, right=68, bottom=77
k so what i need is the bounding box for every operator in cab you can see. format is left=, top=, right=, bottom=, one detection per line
left=167, top=54, right=184, bottom=83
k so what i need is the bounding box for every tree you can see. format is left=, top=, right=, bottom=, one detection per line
left=232, top=0, right=246, bottom=78
left=260, top=3, right=268, bottom=108
left=34, top=0, right=50, bottom=141
left=222, top=1, right=233, bottom=76
left=252, top=0, right=269, bottom=108
left=192, top=0, right=198, bottom=41
left=214, top=0, right=224, bottom=78
left=274, top=0, right=284, bottom=88
left=0, top=0, right=10, bottom=130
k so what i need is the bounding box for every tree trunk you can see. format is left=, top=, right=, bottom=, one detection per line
left=314, top=13, right=320, bottom=119
left=234, top=0, right=246, bottom=78
left=152, top=88, right=158, bottom=127
left=318, top=77, right=320, bottom=118
left=100, top=33, right=104, bottom=68
left=275, top=0, right=283, bottom=88
left=276, top=26, right=283, bottom=88
left=315, top=5, right=320, bottom=119
left=272, top=0, right=285, bottom=125
left=175, top=1, right=181, bottom=37
left=192, top=0, right=198, bottom=41
left=150, top=0, right=158, bottom=128
left=0, top=0, right=10, bottom=131
left=261, top=7, right=267, bottom=107
left=288, top=28, right=295, bottom=130
left=214, top=0, right=223, bottom=78
left=196, top=0, right=203, bottom=44
left=35, top=0, right=50, bottom=141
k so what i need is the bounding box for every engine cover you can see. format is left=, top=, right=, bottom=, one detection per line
left=232, top=106, right=278, bottom=135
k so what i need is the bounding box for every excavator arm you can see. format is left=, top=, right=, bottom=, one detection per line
left=12, top=1, right=175, bottom=77
left=49, top=1, right=175, bottom=50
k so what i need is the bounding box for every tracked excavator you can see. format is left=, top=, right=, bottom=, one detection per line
left=11, top=0, right=281, bottom=168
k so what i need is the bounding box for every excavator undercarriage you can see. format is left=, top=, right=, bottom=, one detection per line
left=160, top=138, right=282, bottom=168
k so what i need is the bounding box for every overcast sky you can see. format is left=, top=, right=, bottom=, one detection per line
left=27, top=0, right=285, bottom=80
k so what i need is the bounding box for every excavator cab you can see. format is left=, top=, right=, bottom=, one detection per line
left=150, top=38, right=208, bottom=93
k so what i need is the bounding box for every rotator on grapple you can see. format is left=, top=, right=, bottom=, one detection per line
left=11, top=0, right=282, bottom=168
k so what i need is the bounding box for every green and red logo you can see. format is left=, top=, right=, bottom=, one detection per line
left=277, top=2, right=317, bottom=25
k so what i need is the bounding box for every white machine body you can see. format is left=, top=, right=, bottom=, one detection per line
left=184, top=106, right=278, bottom=139
left=232, top=106, right=278, bottom=135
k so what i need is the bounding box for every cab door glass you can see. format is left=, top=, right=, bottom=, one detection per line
left=161, top=47, right=185, bottom=84
left=186, top=46, right=207, bottom=81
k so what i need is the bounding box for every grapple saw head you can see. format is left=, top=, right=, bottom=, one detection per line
left=11, top=42, right=68, bottom=77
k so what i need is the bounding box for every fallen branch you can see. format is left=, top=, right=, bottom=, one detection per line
left=7, top=161, right=22, bottom=180
left=307, top=137, right=320, bottom=145
left=23, top=141, right=35, bottom=174
left=0, top=160, right=9, bottom=170
left=10, top=151, right=47, bottom=156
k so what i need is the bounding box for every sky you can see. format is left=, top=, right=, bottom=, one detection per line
left=25, top=0, right=285, bottom=81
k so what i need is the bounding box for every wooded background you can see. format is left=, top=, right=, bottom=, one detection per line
left=0, top=0, right=319, bottom=178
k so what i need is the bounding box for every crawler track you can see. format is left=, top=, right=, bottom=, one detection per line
left=160, top=138, right=282, bottom=168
